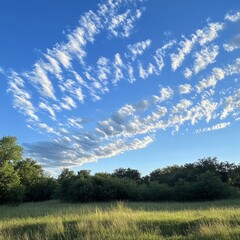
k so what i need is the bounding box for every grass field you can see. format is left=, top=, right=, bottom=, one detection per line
left=0, top=200, right=240, bottom=240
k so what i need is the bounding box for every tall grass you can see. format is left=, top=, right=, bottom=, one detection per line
left=0, top=200, right=240, bottom=239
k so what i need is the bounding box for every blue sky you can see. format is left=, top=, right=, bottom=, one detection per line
left=1, top=0, right=240, bottom=176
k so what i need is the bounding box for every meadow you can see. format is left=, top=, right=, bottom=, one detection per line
left=0, top=200, right=240, bottom=240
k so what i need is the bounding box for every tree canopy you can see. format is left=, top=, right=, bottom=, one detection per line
left=0, top=136, right=239, bottom=205
left=0, top=136, right=23, bottom=165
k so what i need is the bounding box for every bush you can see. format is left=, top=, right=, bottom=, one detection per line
left=25, top=177, right=58, bottom=202
left=193, top=171, right=232, bottom=200
left=173, top=179, right=195, bottom=201
left=71, top=178, right=95, bottom=202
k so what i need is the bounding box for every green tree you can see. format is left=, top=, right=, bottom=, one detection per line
left=113, top=168, right=141, bottom=181
left=0, top=161, right=24, bottom=204
left=77, top=170, right=91, bottom=179
left=229, top=165, right=240, bottom=188
left=25, top=177, right=57, bottom=201
left=16, top=158, right=54, bottom=201
left=58, top=168, right=75, bottom=181
left=0, top=136, right=23, bottom=165
left=71, top=178, right=95, bottom=202
left=16, top=158, right=44, bottom=187
left=193, top=171, right=232, bottom=200
left=149, top=165, right=184, bottom=186
left=57, top=168, right=76, bottom=202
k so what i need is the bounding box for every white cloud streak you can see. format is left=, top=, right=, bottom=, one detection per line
left=171, top=35, right=197, bottom=71
left=153, top=86, right=174, bottom=102
left=127, top=39, right=151, bottom=60
left=196, top=22, right=223, bottom=46
left=154, top=40, right=176, bottom=72
left=195, top=57, right=240, bottom=93
left=225, top=11, right=240, bottom=22
left=171, top=22, right=223, bottom=71
left=7, top=72, right=39, bottom=122
left=193, top=45, right=219, bottom=74
left=195, top=122, right=230, bottom=133
left=39, top=102, right=56, bottom=120
left=179, top=84, right=192, bottom=94
left=220, top=89, right=240, bottom=120
left=24, top=63, right=57, bottom=100
left=183, top=68, right=193, bottom=79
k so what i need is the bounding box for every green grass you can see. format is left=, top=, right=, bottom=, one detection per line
left=0, top=200, right=240, bottom=239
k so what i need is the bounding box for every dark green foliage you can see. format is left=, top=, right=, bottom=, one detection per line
left=91, top=175, right=119, bottom=201
left=21, top=177, right=57, bottom=202
left=229, top=165, right=240, bottom=188
left=173, top=179, right=194, bottom=201
left=173, top=172, right=235, bottom=201
left=58, top=168, right=75, bottom=181
left=0, top=136, right=239, bottom=204
left=149, top=165, right=185, bottom=186
left=113, top=168, right=141, bottom=181
left=193, top=171, right=232, bottom=200
left=135, top=183, right=173, bottom=201
left=71, top=178, right=95, bottom=202
left=57, top=157, right=239, bottom=203
left=57, top=175, right=76, bottom=202
left=77, top=170, right=91, bottom=178
left=148, top=183, right=173, bottom=201
left=57, top=169, right=139, bottom=202
left=16, top=158, right=57, bottom=202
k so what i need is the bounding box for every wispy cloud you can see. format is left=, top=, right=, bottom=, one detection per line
left=7, top=72, right=39, bottom=122
left=194, top=122, right=230, bottom=133
left=196, top=22, right=223, bottom=46
left=127, top=39, right=151, bottom=60
left=154, top=40, right=176, bottom=72
left=108, top=8, right=144, bottom=38
left=171, top=35, right=197, bottom=71
left=138, top=62, right=156, bottom=79
left=220, top=89, right=240, bottom=120
left=60, top=96, right=77, bottom=110
left=179, top=84, right=192, bottom=94
left=225, top=11, right=240, bottom=22
left=39, top=102, right=56, bottom=120
left=183, top=68, right=193, bottom=79
left=153, top=86, right=174, bottom=103
left=4, top=3, right=240, bottom=169
left=170, top=22, right=223, bottom=71
left=195, top=56, right=240, bottom=93
left=66, top=117, right=90, bottom=129
left=25, top=135, right=154, bottom=167
left=24, top=63, right=57, bottom=100
left=193, top=45, right=219, bottom=74
left=223, top=34, right=240, bottom=52
left=0, top=67, right=4, bottom=75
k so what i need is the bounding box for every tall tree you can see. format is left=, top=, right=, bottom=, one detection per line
left=0, top=136, right=23, bottom=165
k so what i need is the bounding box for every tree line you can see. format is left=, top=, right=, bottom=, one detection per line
left=0, top=136, right=239, bottom=204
